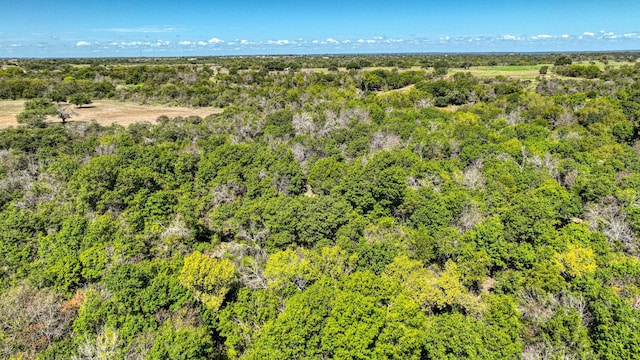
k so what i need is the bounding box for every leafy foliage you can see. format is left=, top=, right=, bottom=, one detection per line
left=1, top=53, right=640, bottom=358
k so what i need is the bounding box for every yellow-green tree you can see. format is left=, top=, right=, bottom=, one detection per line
left=179, top=251, right=235, bottom=312
left=554, top=244, right=597, bottom=279
left=384, top=255, right=481, bottom=315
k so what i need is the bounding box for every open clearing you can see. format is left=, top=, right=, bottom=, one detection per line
left=0, top=100, right=223, bottom=129
left=449, top=64, right=554, bottom=79
left=0, top=100, right=25, bottom=128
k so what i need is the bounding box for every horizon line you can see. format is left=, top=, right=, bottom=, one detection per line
left=3, top=49, right=640, bottom=61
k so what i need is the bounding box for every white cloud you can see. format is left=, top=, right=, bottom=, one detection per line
left=561, top=34, right=570, bottom=39
left=326, top=38, right=339, bottom=44
left=342, top=39, right=351, bottom=44
left=267, top=39, right=289, bottom=45
left=178, top=40, right=192, bottom=46
left=531, top=34, right=554, bottom=40
left=208, top=37, right=224, bottom=44
left=583, top=32, right=595, bottom=37
left=355, top=38, right=378, bottom=44
left=197, top=41, right=208, bottom=46
left=76, top=41, right=91, bottom=47
left=240, top=39, right=251, bottom=45
left=153, top=40, right=170, bottom=46
left=501, top=34, right=523, bottom=41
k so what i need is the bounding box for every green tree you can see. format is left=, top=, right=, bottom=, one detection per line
left=69, top=93, right=93, bottom=108
left=554, top=55, right=573, bottom=66
left=179, top=251, right=235, bottom=312
left=16, top=98, right=56, bottom=128
left=433, top=60, right=449, bottom=76
left=147, top=322, right=214, bottom=360
left=308, top=157, right=346, bottom=195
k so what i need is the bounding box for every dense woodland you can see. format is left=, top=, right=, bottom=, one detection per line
left=2, top=52, right=640, bottom=359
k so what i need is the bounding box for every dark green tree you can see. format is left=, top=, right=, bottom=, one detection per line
left=69, top=93, right=92, bottom=108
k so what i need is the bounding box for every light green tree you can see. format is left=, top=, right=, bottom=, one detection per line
left=179, top=251, right=235, bottom=312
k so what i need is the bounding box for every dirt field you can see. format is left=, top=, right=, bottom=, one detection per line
left=0, top=100, right=223, bottom=129
left=0, top=100, right=25, bottom=128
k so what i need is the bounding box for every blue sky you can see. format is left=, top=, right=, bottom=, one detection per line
left=2, top=0, right=640, bottom=57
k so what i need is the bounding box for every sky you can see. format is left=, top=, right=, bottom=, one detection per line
left=1, top=0, right=640, bottom=57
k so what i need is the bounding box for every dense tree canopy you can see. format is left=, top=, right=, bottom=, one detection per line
left=1, top=53, right=640, bottom=358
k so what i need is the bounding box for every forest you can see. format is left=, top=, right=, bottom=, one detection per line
left=1, top=52, right=640, bottom=359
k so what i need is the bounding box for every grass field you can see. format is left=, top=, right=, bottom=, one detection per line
left=306, top=64, right=558, bottom=80
left=306, top=60, right=637, bottom=80
left=448, top=64, right=554, bottom=80
left=460, top=60, right=637, bottom=79
left=0, top=100, right=222, bottom=129
left=575, top=60, right=637, bottom=69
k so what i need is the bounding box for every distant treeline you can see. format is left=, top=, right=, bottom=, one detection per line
left=1, top=52, right=639, bottom=109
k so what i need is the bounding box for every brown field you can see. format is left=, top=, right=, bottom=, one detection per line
left=0, top=100, right=223, bottom=129
left=0, top=100, right=24, bottom=128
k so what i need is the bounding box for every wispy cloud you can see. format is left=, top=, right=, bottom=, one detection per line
left=151, top=40, right=171, bottom=47
left=501, top=35, right=523, bottom=41
left=76, top=41, right=91, bottom=47
left=267, top=39, right=289, bottom=45
left=531, top=34, right=554, bottom=40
